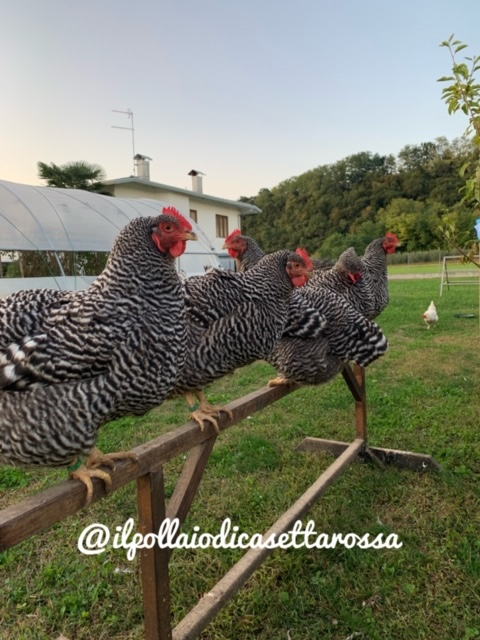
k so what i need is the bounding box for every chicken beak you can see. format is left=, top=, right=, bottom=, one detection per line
left=182, top=230, right=198, bottom=241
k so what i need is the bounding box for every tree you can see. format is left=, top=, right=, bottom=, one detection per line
left=377, top=198, right=443, bottom=251
left=19, top=161, right=110, bottom=279
left=438, top=35, right=480, bottom=266
left=241, top=131, right=475, bottom=258
left=37, top=161, right=107, bottom=192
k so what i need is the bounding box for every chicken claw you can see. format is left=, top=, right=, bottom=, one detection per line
left=190, top=406, right=233, bottom=433
left=70, top=465, right=113, bottom=505
left=70, top=447, right=138, bottom=505
left=186, top=391, right=233, bottom=433
left=86, top=446, right=138, bottom=470
left=268, top=376, right=294, bottom=387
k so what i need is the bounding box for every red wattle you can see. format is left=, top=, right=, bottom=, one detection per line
left=169, top=241, right=186, bottom=258
left=291, top=275, right=308, bottom=287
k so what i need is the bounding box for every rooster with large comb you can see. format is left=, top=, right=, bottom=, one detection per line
left=0, top=208, right=197, bottom=503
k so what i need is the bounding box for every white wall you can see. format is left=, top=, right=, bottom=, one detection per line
left=109, top=183, right=242, bottom=254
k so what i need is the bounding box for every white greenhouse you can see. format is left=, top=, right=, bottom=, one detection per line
left=0, top=179, right=221, bottom=297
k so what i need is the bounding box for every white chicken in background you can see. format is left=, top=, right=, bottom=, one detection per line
left=423, top=301, right=439, bottom=329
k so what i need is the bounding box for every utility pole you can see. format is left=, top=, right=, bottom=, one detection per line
left=112, top=108, right=135, bottom=174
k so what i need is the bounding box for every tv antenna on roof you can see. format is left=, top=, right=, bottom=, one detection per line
left=112, top=108, right=135, bottom=174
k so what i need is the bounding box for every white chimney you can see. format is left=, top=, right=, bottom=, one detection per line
left=135, top=154, right=152, bottom=180
left=188, top=169, right=205, bottom=193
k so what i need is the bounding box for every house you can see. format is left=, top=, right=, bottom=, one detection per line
left=102, top=156, right=261, bottom=266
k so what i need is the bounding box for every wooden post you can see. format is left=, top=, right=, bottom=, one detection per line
left=353, top=363, right=367, bottom=440
left=166, top=438, right=217, bottom=559
left=172, top=438, right=365, bottom=640
left=137, top=467, right=172, bottom=640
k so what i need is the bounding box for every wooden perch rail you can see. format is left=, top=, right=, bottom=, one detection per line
left=0, top=364, right=441, bottom=639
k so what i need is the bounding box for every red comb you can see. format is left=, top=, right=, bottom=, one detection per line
left=295, top=247, right=313, bottom=271
left=386, top=232, right=399, bottom=243
left=162, top=206, right=193, bottom=230
left=225, top=228, right=242, bottom=243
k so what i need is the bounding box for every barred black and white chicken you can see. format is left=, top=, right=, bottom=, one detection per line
left=0, top=208, right=197, bottom=502
left=223, top=232, right=388, bottom=387
left=171, top=248, right=312, bottom=430
left=359, top=232, right=399, bottom=318
left=224, top=229, right=334, bottom=273
left=268, top=284, right=388, bottom=386
left=308, top=232, right=399, bottom=320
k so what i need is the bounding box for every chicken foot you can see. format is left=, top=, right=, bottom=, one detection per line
left=185, top=390, right=233, bottom=433
left=70, top=447, right=138, bottom=505
left=268, top=375, right=295, bottom=387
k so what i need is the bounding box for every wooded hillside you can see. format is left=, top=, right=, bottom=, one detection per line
left=240, top=136, right=478, bottom=258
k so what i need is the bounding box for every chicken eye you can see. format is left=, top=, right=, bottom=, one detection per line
left=163, top=223, right=174, bottom=232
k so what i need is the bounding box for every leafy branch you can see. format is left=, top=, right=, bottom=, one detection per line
left=437, top=224, right=479, bottom=267
left=438, top=35, right=480, bottom=267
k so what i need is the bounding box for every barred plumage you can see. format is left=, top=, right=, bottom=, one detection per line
left=360, top=233, right=399, bottom=318
left=308, top=233, right=399, bottom=320
left=169, top=250, right=311, bottom=430
left=224, top=232, right=389, bottom=387
left=223, top=230, right=334, bottom=274
left=307, top=247, right=377, bottom=319
left=268, top=286, right=388, bottom=385
left=223, top=233, right=327, bottom=339
left=223, top=229, right=265, bottom=273
left=173, top=249, right=310, bottom=394
left=0, top=213, right=196, bottom=479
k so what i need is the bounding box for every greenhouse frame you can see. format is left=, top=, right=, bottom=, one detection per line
left=0, top=179, right=221, bottom=297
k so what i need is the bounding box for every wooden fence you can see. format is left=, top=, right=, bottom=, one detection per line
left=0, top=364, right=440, bottom=639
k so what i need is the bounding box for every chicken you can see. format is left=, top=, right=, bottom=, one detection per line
left=223, top=229, right=334, bottom=273
left=307, top=246, right=368, bottom=304
left=268, top=285, right=388, bottom=386
left=359, top=232, right=400, bottom=319
left=306, top=232, right=399, bottom=321
left=223, top=228, right=265, bottom=273
left=224, top=231, right=366, bottom=335
left=224, top=229, right=372, bottom=316
left=0, top=208, right=197, bottom=502
left=223, top=232, right=388, bottom=387
left=311, top=256, right=336, bottom=271
left=223, top=231, right=335, bottom=338
left=423, top=301, right=439, bottom=329
left=171, top=249, right=312, bottom=431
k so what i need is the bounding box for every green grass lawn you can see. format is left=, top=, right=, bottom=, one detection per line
left=389, top=261, right=479, bottom=275
left=1, top=280, right=479, bottom=639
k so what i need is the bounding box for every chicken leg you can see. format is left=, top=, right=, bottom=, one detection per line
left=185, top=390, right=233, bottom=433
left=70, top=447, right=138, bottom=505
left=268, top=375, right=295, bottom=387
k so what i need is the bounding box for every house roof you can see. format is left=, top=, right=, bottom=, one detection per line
left=102, top=177, right=261, bottom=215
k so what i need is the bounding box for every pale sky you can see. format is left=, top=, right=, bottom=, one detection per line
left=1, top=0, right=479, bottom=200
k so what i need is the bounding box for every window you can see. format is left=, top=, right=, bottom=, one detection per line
left=189, top=209, right=197, bottom=223
left=216, top=214, right=229, bottom=238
